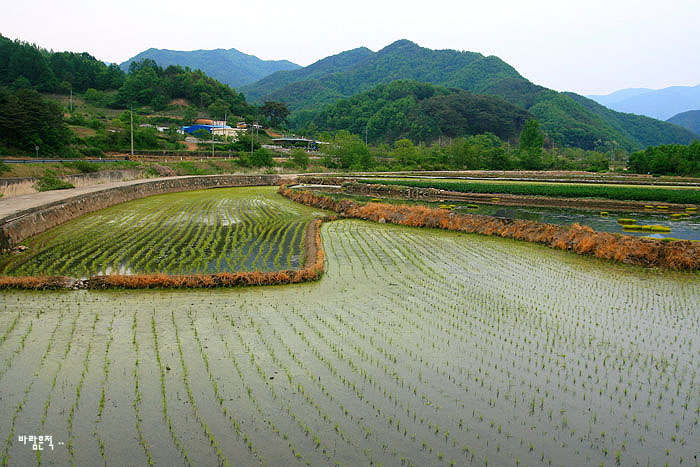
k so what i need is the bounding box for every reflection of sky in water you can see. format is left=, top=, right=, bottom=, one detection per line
left=455, top=204, right=700, bottom=241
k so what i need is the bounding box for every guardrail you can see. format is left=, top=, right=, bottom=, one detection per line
left=2, top=159, right=124, bottom=164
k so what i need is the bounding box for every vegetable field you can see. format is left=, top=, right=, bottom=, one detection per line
left=0, top=187, right=322, bottom=278
left=1, top=220, right=698, bottom=466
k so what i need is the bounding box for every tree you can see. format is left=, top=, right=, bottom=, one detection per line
left=260, top=101, right=290, bottom=128
left=249, top=148, right=273, bottom=167
left=391, top=139, right=419, bottom=167
left=192, top=129, right=211, bottom=142
left=518, top=119, right=544, bottom=170
left=183, top=106, right=198, bottom=125
left=208, top=99, right=230, bottom=120
left=322, top=130, right=372, bottom=169
left=290, top=148, right=310, bottom=169
left=0, top=86, right=70, bottom=153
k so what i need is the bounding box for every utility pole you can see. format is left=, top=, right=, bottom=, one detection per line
left=211, top=128, right=214, bottom=158
left=130, top=104, right=134, bottom=158
left=69, top=89, right=73, bottom=112
left=365, top=126, right=368, bottom=145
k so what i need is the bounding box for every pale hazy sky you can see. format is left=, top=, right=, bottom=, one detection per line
left=1, top=0, right=698, bottom=95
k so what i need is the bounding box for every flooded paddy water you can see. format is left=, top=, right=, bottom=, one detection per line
left=1, top=215, right=699, bottom=466
left=320, top=190, right=700, bottom=241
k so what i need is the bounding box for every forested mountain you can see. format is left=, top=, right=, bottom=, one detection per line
left=244, top=39, right=698, bottom=151
left=666, top=110, right=700, bottom=135
left=241, top=46, right=375, bottom=105
left=0, top=35, right=252, bottom=116
left=0, top=34, right=124, bottom=92
left=587, top=84, right=700, bottom=120
left=242, top=40, right=517, bottom=110
left=119, top=48, right=300, bottom=88
left=295, top=80, right=530, bottom=144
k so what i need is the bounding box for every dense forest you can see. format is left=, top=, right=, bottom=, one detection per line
left=294, top=81, right=531, bottom=145
left=0, top=87, right=71, bottom=152
left=0, top=34, right=124, bottom=92
left=0, top=34, right=253, bottom=116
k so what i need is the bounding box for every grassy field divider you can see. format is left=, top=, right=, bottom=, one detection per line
left=280, top=187, right=700, bottom=271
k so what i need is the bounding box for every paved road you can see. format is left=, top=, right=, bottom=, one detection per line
left=0, top=174, right=298, bottom=222
left=0, top=177, right=171, bottom=221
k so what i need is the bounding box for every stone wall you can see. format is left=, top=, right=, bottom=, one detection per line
left=0, top=174, right=282, bottom=249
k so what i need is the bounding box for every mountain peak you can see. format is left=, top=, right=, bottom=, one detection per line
left=379, top=39, right=421, bottom=53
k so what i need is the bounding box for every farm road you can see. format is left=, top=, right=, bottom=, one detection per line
left=0, top=174, right=299, bottom=222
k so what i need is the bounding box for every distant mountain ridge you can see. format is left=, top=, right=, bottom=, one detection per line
left=667, top=110, right=700, bottom=135
left=241, top=39, right=520, bottom=110
left=242, top=39, right=697, bottom=151
left=588, top=84, right=700, bottom=120
left=119, top=47, right=300, bottom=88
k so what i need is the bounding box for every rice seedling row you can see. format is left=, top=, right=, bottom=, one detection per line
left=1, top=204, right=698, bottom=465
left=0, top=187, right=322, bottom=278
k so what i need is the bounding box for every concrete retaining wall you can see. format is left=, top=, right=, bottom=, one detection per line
left=0, top=169, right=147, bottom=198
left=0, top=174, right=282, bottom=249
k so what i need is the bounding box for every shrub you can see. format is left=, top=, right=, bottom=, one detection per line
left=35, top=170, right=74, bottom=191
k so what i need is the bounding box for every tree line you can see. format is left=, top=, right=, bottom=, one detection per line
left=628, top=142, right=700, bottom=176
left=318, top=121, right=612, bottom=173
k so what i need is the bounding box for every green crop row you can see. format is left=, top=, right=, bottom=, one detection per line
left=359, top=179, right=700, bottom=204
left=0, top=187, right=321, bottom=278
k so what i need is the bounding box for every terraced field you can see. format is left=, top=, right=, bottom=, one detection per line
left=0, top=187, right=323, bottom=278
left=1, top=220, right=698, bottom=466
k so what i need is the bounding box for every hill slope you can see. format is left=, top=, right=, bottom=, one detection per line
left=119, top=48, right=300, bottom=88
left=588, top=84, right=700, bottom=120
left=667, top=110, right=700, bottom=135
left=245, top=39, right=697, bottom=150
left=296, top=80, right=531, bottom=144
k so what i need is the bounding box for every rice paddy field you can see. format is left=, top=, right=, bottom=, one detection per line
left=358, top=178, right=700, bottom=204
left=313, top=190, right=700, bottom=241
left=0, top=187, right=323, bottom=279
left=2, top=210, right=700, bottom=466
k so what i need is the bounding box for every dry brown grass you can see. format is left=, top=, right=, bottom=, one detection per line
left=0, top=275, right=75, bottom=289
left=280, top=187, right=700, bottom=270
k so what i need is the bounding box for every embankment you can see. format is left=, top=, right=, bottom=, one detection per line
left=280, top=187, right=700, bottom=271
left=0, top=174, right=283, bottom=250
left=297, top=177, right=697, bottom=212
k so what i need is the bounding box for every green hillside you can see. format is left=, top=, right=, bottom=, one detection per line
left=667, top=110, right=700, bottom=135
left=243, top=39, right=698, bottom=151
left=294, top=80, right=531, bottom=144
left=119, top=48, right=300, bottom=88
left=241, top=46, right=374, bottom=104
